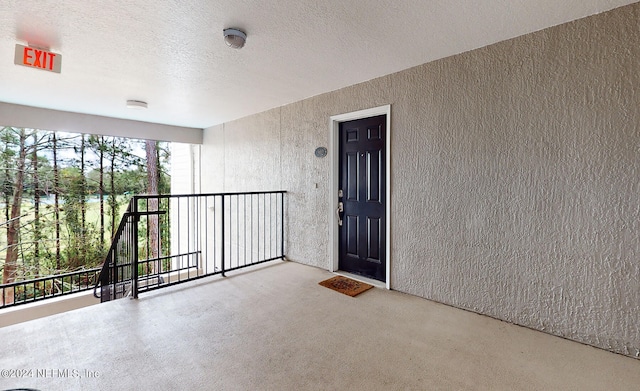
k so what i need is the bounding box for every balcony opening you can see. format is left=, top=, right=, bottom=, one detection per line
left=0, top=126, right=171, bottom=309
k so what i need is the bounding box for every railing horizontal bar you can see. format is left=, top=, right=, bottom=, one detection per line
left=137, top=264, right=198, bottom=279
left=126, top=211, right=167, bottom=216
left=136, top=266, right=199, bottom=282
left=223, top=256, right=285, bottom=273
left=133, top=190, right=286, bottom=200
left=136, top=251, right=201, bottom=265
left=0, top=268, right=101, bottom=289
left=138, top=256, right=286, bottom=294
left=138, top=270, right=225, bottom=293
left=0, top=283, right=99, bottom=309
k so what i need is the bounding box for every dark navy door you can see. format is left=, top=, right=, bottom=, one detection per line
left=338, top=115, right=386, bottom=282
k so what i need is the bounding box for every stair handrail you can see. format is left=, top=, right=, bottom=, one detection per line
left=93, top=199, right=135, bottom=299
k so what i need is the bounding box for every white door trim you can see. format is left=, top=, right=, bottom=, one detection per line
left=329, top=105, right=391, bottom=290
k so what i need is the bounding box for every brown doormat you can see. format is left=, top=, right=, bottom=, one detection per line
left=319, top=275, right=374, bottom=297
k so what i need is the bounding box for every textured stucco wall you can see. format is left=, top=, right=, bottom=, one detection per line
left=200, top=110, right=282, bottom=193
left=199, top=3, right=640, bottom=357
left=389, top=5, right=640, bottom=357
left=171, top=143, right=198, bottom=193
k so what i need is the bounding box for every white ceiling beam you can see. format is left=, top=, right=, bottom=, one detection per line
left=0, top=102, right=203, bottom=144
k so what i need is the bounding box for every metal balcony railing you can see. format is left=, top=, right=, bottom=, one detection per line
left=0, top=267, right=101, bottom=309
left=94, top=191, right=286, bottom=302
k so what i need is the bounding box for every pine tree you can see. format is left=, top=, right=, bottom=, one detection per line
left=52, top=132, right=61, bottom=269
left=2, top=128, right=28, bottom=304
left=145, top=140, right=160, bottom=273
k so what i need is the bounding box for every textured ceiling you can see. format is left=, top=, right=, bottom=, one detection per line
left=0, top=0, right=637, bottom=129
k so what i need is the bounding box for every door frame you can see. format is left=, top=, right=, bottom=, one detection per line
left=329, top=105, right=391, bottom=289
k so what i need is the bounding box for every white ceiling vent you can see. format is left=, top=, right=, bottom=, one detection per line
left=126, top=100, right=148, bottom=109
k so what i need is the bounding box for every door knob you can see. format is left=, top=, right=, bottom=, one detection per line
left=336, top=202, right=344, bottom=226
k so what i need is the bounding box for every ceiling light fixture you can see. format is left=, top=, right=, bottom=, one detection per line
left=126, top=100, right=148, bottom=109
left=223, top=28, right=247, bottom=49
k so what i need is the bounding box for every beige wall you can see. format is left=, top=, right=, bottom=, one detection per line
left=198, top=3, right=640, bottom=357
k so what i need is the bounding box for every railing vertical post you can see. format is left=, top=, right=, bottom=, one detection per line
left=221, top=195, right=226, bottom=277
left=280, top=192, right=285, bottom=259
left=132, top=198, right=139, bottom=299
left=111, top=252, right=117, bottom=302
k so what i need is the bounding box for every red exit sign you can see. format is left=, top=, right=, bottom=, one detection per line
left=14, top=44, right=62, bottom=73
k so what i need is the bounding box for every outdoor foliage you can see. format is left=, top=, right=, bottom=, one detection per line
left=0, top=127, right=171, bottom=285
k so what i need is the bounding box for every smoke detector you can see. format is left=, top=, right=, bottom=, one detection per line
left=223, top=28, right=247, bottom=49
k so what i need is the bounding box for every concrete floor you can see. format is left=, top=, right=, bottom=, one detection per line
left=0, top=261, right=639, bottom=391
